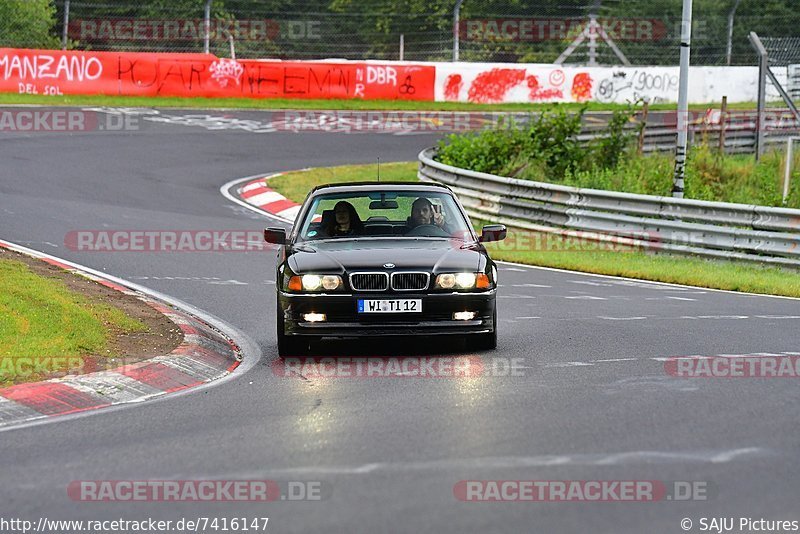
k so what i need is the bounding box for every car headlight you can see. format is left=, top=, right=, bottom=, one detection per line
left=435, top=272, right=490, bottom=290
left=287, top=274, right=343, bottom=292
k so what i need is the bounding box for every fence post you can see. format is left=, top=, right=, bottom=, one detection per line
left=784, top=138, right=795, bottom=203
left=226, top=31, right=236, bottom=60
left=400, top=34, right=405, bottom=61
left=726, top=0, right=742, bottom=65
left=718, top=95, right=728, bottom=154
left=637, top=101, right=649, bottom=156
left=453, top=0, right=464, bottom=62
left=61, top=0, right=70, bottom=50
left=203, top=0, right=212, bottom=54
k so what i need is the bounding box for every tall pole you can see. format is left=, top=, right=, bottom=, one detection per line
left=672, top=0, right=693, bottom=198
left=453, top=0, right=464, bottom=62
left=61, top=0, right=70, bottom=50
left=203, top=0, right=212, bottom=54
left=749, top=31, right=768, bottom=161
left=726, top=0, right=742, bottom=65
left=588, top=0, right=601, bottom=67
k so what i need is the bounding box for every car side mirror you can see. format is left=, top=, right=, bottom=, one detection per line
left=264, top=227, right=287, bottom=245
left=479, top=224, right=507, bottom=243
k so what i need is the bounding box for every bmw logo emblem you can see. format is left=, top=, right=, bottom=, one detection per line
left=383, top=263, right=395, bottom=269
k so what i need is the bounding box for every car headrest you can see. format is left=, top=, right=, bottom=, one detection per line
left=320, top=209, right=335, bottom=227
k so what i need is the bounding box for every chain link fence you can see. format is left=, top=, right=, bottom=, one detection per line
left=3, top=0, right=800, bottom=66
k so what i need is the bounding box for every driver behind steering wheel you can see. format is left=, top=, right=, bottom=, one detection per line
left=406, top=197, right=450, bottom=234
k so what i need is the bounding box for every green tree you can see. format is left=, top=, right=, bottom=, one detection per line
left=0, top=0, right=59, bottom=49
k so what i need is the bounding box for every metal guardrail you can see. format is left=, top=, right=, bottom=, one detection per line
left=418, top=147, right=800, bottom=268
left=472, top=110, right=800, bottom=156
left=580, top=112, right=800, bottom=155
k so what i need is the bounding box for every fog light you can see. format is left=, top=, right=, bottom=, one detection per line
left=453, top=311, right=476, bottom=321
left=303, top=313, right=326, bottom=322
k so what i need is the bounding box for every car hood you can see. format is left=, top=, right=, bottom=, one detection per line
left=287, top=238, right=482, bottom=274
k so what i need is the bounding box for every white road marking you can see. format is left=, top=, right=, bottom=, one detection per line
left=592, top=358, right=638, bottom=362
left=680, top=315, right=749, bottom=320
left=665, top=296, right=697, bottom=301
left=132, top=276, right=221, bottom=281
left=244, top=447, right=766, bottom=475
left=219, top=173, right=294, bottom=224
left=565, top=295, right=606, bottom=300
left=495, top=260, right=800, bottom=301
left=515, top=316, right=542, bottom=319
left=598, top=316, right=647, bottom=321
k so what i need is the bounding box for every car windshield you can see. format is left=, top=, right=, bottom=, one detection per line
left=296, top=190, right=473, bottom=242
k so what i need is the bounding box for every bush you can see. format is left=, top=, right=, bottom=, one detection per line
left=435, top=105, right=800, bottom=208
left=0, top=0, right=59, bottom=49
left=436, top=104, right=638, bottom=182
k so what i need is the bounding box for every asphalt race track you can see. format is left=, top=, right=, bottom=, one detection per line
left=1, top=107, right=799, bottom=533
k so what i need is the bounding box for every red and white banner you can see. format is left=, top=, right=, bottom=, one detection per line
left=0, top=48, right=435, bottom=101
left=434, top=63, right=763, bottom=105
left=0, top=48, right=771, bottom=104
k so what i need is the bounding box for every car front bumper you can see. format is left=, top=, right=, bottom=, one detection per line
left=279, top=290, right=496, bottom=338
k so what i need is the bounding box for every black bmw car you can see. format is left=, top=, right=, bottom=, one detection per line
left=264, top=182, right=506, bottom=356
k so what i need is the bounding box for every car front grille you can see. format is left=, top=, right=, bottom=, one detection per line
left=391, top=272, right=429, bottom=291
left=350, top=272, right=389, bottom=291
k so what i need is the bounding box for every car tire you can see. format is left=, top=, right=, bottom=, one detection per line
left=474, top=308, right=497, bottom=351
left=277, top=297, right=307, bottom=357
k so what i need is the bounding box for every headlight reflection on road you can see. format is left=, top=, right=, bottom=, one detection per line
left=450, top=357, right=492, bottom=410
left=288, top=366, right=341, bottom=451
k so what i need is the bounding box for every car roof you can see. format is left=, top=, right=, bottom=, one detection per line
left=308, top=181, right=453, bottom=196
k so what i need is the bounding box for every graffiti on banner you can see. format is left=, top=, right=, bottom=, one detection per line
left=0, top=48, right=435, bottom=101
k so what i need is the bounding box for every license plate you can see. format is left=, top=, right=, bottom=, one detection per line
left=357, top=299, right=422, bottom=313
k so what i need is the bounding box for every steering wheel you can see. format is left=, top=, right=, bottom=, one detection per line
left=405, top=224, right=450, bottom=237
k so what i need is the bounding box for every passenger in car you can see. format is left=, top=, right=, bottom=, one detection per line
left=322, top=201, right=363, bottom=237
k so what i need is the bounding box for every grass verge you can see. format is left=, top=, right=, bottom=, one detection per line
left=0, top=93, right=767, bottom=112
left=270, top=162, right=800, bottom=298
left=269, top=161, right=418, bottom=202
left=0, top=256, right=147, bottom=386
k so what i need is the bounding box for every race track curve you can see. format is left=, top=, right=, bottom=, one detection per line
left=0, top=107, right=798, bottom=533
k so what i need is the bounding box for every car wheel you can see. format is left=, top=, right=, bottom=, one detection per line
left=475, top=308, right=497, bottom=351
left=277, top=298, right=307, bottom=357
